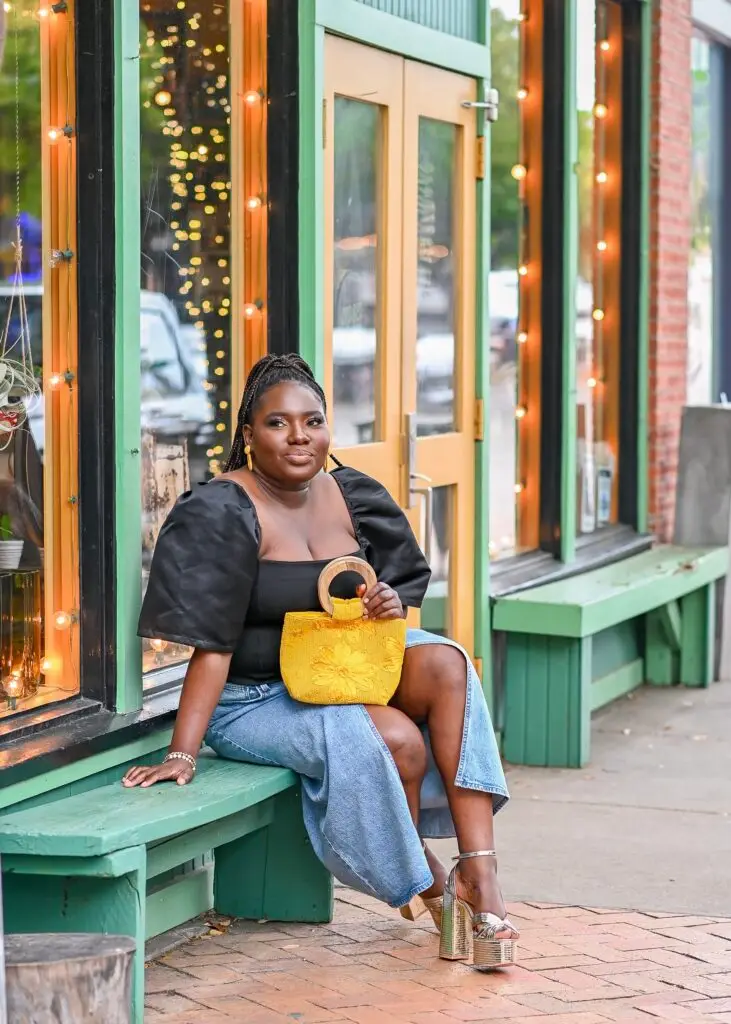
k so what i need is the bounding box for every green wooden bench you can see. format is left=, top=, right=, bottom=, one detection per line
left=493, top=544, right=728, bottom=769
left=0, top=754, right=333, bottom=1023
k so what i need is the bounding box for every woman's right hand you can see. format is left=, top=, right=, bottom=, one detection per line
left=122, top=759, right=195, bottom=788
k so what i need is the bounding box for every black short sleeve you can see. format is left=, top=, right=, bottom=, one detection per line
left=332, top=466, right=431, bottom=609
left=138, top=480, right=260, bottom=652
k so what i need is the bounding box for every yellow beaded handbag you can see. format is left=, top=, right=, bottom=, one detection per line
left=279, top=556, right=407, bottom=706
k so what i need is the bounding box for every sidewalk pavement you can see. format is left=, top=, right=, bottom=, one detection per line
left=146, top=890, right=731, bottom=1023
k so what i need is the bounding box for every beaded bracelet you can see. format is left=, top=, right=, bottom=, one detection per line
left=164, top=751, right=197, bottom=772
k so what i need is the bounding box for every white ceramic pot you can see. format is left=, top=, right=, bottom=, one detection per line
left=0, top=540, right=24, bottom=571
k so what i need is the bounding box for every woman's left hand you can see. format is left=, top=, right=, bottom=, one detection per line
left=358, top=582, right=404, bottom=620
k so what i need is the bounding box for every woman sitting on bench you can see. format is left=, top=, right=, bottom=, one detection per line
left=124, top=354, right=518, bottom=971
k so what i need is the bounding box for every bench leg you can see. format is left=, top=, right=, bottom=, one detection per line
left=213, top=785, right=333, bottom=923
left=503, top=633, right=591, bottom=768
left=2, top=847, right=147, bottom=1024
left=680, top=584, right=715, bottom=688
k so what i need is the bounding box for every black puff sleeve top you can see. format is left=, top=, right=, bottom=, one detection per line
left=138, top=467, right=431, bottom=681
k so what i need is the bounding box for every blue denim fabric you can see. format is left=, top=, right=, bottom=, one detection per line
left=205, top=628, right=508, bottom=909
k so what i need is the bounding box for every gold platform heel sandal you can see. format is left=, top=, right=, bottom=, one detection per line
left=399, top=841, right=443, bottom=931
left=399, top=893, right=443, bottom=931
left=439, top=850, right=519, bottom=969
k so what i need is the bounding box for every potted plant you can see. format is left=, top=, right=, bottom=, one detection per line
left=0, top=513, right=22, bottom=571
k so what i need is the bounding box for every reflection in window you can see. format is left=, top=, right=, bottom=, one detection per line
left=332, top=98, right=381, bottom=447
left=575, top=0, right=621, bottom=535
left=421, top=485, right=453, bottom=638
left=140, top=1, right=231, bottom=677
left=415, top=119, right=457, bottom=438
left=488, top=0, right=538, bottom=559
left=688, top=34, right=714, bottom=406
left=0, top=0, right=79, bottom=717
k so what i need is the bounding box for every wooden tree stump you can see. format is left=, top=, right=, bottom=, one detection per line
left=4, top=934, right=135, bottom=1024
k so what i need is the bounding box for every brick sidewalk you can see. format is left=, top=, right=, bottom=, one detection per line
left=145, top=891, right=731, bottom=1023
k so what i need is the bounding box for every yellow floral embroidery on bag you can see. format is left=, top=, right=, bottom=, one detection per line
left=279, top=573, right=407, bottom=706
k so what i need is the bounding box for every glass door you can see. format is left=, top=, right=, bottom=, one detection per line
left=324, top=37, right=478, bottom=655
left=402, top=61, right=477, bottom=654
left=323, top=36, right=404, bottom=498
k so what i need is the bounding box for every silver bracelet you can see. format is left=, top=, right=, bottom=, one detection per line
left=164, top=751, right=197, bottom=772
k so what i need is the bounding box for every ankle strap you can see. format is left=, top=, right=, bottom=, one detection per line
left=453, top=849, right=497, bottom=861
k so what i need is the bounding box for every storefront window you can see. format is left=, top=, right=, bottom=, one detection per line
left=0, top=0, right=79, bottom=717
left=489, top=0, right=540, bottom=559
left=140, top=1, right=233, bottom=678
left=575, top=0, right=622, bottom=535
left=688, top=33, right=715, bottom=406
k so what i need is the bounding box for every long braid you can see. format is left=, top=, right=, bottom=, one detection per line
left=224, top=355, right=327, bottom=472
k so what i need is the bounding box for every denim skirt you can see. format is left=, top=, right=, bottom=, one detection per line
left=205, top=628, right=509, bottom=909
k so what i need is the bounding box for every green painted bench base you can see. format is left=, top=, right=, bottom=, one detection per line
left=493, top=545, right=728, bottom=769
left=0, top=755, right=333, bottom=1023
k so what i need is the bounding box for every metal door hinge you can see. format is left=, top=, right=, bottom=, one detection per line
left=476, top=136, right=486, bottom=180
left=474, top=397, right=485, bottom=441
left=322, top=98, right=327, bottom=148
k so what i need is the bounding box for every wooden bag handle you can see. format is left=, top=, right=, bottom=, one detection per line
left=317, top=556, right=377, bottom=616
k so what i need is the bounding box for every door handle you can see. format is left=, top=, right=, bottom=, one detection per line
left=462, top=88, right=499, bottom=123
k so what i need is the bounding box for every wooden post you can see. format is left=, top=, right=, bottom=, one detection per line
left=4, top=934, right=135, bottom=1024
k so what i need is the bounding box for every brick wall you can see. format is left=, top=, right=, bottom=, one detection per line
left=647, top=0, right=693, bottom=540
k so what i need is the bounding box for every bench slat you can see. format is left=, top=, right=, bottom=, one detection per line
left=493, top=545, right=728, bottom=638
left=0, top=756, right=295, bottom=858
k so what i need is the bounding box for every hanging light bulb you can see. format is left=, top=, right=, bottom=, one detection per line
left=511, top=163, right=527, bottom=181
left=47, top=126, right=63, bottom=143
left=54, top=610, right=72, bottom=630
left=518, top=264, right=528, bottom=277
left=514, top=482, right=525, bottom=495
left=596, top=240, right=608, bottom=252
left=517, top=86, right=528, bottom=101
left=587, top=376, right=598, bottom=389
left=517, top=330, right=528, bottom=345
left=596, top=170, right=608, bottom=184
left=515, top=405, right=527, bottom=420
left=244, top=301, right=262, bottom=318
left=592, top=308, right=605, bottom=322
left=246, top=195, right=263, bottom=211
left=600, top=39, right=610, bottom=52
left=243, top=90, right=262, bottom=105
left=593, top=102, right=608, bottom=119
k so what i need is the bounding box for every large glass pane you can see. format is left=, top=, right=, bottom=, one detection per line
left=415, top=118, right=457, bottom=438
left=0, top=0, right=78, bottom=716
left=575, top=0, right=620, bottom=535
left=421, top=485, right=453, bottom=638
left=688, top=34, right=714, bottom=406
left=488, top=0, right=522, bottom=559
left=332, top=98, right=381, bottom=447
left=140, top=0, right=232, bottom=679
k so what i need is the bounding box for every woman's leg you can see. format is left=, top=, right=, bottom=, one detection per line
left=365, top=705, right=427, bottom=827
left=391, top=644, right=509, bottom=922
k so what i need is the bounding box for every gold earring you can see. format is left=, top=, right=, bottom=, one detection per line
left=244, top=444, right=253, bottom=472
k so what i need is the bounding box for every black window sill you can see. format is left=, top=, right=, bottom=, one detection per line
left=0, top=687, right=180, bottom=789
left=490, top=525, right=654, bottom=599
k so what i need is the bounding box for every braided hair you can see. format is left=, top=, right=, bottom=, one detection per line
left=224, top=354, right=328, bottom=472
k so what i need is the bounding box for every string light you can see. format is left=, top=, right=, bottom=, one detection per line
left=53, top=610, right=72, bottom=630
left=517, top=330, right=528, bottom=345
left=593, top=102, right=607, bottom=119
left=48, top=373, right=63, bottom=389
left=243, top=89, right=261, bottom=105
left=587, top=377, right=598, bottom=389
left=246, top=194, right=263, bottom=210
left=517, top=86, right=528, bottom=101
left=514, top=482, right=525, bottom=495
left=244, top=301, right=263, bottom=318
left=40, top=657, right=54, bottom=674
left=518, top=264, right=528, bottom=277
left=515, top=405, right=527, bottom=420
left=596, top=239, right=607, bottom=252
left=511, top=163, right=527, bottom=181
left=592, top=308, right=605, bottom=322
left=595, top=170, right=608, bottom=184
left=600, top=38, right=610, bottom=51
